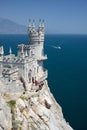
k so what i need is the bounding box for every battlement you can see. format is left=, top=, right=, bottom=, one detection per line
left=28, top=19, right=44, bottom=44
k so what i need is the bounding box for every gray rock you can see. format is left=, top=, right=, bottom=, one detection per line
left=0, top=94, right=12, bottom=130
left=0, top=80, right=73, bottom=130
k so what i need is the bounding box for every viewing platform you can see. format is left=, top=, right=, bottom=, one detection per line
left=37, top=54, right=47, bottom=61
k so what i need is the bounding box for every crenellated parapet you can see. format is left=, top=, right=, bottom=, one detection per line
left=0, top=46, right=4, bottom=58
left=28, top=19, right=44, bottom=45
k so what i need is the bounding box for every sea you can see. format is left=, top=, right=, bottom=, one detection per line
left=0, top=34, right=87, bottom=130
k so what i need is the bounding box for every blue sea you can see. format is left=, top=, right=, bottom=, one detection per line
left=0, top=34, right=87, bottom=130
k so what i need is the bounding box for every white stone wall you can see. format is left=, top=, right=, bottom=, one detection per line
left=33, top=44, right=43, bottom=59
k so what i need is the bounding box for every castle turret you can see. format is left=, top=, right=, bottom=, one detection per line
left=0, top=46, right=4, bottom=59
left=28, top=19, right=47, bottom=61
left=0, top=46, right=4, bottom=75
left=9, top=47, right=12, bottom=62
left=0, top=46, right=4, bottom=55
left=9, top=47, right=12, bottom=54
left=32, top=20, right=35, bottom=29
left=28, top=19, right=47, bottom=80
left=39, top=19, right=44, bottom=33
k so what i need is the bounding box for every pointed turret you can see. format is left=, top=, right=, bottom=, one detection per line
left=41, top=19, right=44, bottom=32
left=28, top=19, right=31, bottom=32
left=42, top=19, right=44, bottom=27
left=0, top=46, right=4, bottom=60
left=21, top=45, right=24, bottom=58
left=1, top=46, right=4, bottom=55
left=9, top=47, right=13, bottom=62
left=28, top=19, right=31, bottom=27
left=32, top=20, right=35, bottom=28
left=9, top=47, right=12, bottom=55
left=38, top=19, right=44, bottom=32
left=38, top=19, right=41, bottom=28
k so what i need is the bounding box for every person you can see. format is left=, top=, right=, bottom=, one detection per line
left=31, top=83, right=34, bottom=90
left=35, top=79, right=38, bottom=86
left=32, top=77, right=34, bottom=84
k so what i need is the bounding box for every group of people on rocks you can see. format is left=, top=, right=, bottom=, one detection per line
left=31, top=77, right=44, bottom=92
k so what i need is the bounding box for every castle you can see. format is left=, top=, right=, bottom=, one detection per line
left=0, top=20, right=47, bottom=91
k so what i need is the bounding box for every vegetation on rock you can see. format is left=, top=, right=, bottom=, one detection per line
left=7, top=100, right=16, bottom=114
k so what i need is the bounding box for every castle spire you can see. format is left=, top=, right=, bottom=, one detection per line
left=41, top=19, right=44, bottom=32
left=9, top=47, right=12, bottom=62
left=0, top=46, right=4, bottom=60
left=28, top=19, right=31, bottom=33
left=9, top=47, right=12, bottom=55
left=42, top=19, right=44, bottom=28
left=21, top=45, right=24, bottom=58
left=32, top=20, right=35, bottom=28
left=1, top=46, right=4, bottom=55
left=38, top=19, right=41, bottom=28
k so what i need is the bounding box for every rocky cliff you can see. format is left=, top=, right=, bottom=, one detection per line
left=0, top=80, right=73, bottom=130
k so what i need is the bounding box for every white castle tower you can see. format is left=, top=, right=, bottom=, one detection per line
left=28, top=19, right=47, bottom=60
left=28, top=19, right=47, bottom=77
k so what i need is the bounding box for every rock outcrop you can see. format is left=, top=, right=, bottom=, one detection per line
left=0, top=80, right=73, bottom=130
left=0, top=94, right=12, bottom=130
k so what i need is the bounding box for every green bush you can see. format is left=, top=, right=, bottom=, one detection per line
left=7, top=100, right=16, bottom=114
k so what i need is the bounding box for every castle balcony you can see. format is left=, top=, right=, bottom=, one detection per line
left=37, top=54, right=47, bottom=61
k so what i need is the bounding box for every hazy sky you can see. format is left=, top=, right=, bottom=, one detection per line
left=0, top=0, right=87, bottom=34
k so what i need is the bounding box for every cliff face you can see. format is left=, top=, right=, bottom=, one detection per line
left=0, top=80, right=73, bottom=130
left=0, top=94, right=12, bottom=130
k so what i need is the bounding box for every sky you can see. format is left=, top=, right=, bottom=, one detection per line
left=0, top=0, right=87, bottom=34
